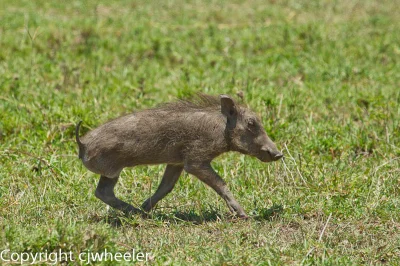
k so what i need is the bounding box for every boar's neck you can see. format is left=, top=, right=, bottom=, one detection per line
left=186, top=111, right=231, bottom=157
left=224, top=123, right=234, bottom=152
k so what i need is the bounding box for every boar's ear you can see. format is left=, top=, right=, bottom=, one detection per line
left=220, top=94, right=237, bottom=121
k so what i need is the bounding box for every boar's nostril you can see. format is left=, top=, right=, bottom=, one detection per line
left=274, top=152, right=284, bottom=159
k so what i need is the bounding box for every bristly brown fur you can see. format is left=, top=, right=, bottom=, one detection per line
left=154, top=93, right=227, bottom=112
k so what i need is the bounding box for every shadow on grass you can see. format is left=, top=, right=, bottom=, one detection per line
left=252, top=204, right=284, bottom=221
left=90, top=204, right=284, bottom=226
left=88, top=212, right=129, bottom=228
left=88, top=208, right=221, bottom=227
left=151, top=209, right=222, bottom=225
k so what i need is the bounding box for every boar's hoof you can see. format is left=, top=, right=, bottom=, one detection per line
left=141, top=201, right=153, bottom=213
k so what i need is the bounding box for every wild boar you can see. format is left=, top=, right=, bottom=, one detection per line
left=76, top=94, right=283, bottom=218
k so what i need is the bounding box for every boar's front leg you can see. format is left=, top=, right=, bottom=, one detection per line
left=141, top=164, right=183, bottom=212
left=95, top=175, right=143, bottom=215
left=184, top=162, right=248, bottom=218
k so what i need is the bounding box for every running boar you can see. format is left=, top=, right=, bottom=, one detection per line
left=76, top=94, right=283, bottom=218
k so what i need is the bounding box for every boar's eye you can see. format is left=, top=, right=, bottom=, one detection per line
left=246, top=118, right=257, bottom=131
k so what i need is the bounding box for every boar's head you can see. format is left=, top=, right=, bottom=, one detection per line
left=221, top=95, right=283, bottom=162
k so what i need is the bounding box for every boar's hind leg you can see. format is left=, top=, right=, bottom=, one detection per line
left=95, top=175, right=142, bottom=215
left=141, top=164, right=183, bottom=212
left=184, top=162, right=248, bottom=218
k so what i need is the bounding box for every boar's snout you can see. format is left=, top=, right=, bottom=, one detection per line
left=260, top=145, right=284, bottom=162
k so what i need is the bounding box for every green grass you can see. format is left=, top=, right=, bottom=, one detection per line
left=1, top=0, right=400, bottom=264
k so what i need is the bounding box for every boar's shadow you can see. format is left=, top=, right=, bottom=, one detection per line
left=90, top=204, right=284, bottom=227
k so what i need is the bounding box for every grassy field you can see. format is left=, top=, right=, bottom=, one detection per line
left=1, top=0, right=400, bottom=264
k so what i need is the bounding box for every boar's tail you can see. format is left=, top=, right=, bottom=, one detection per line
left=75, top=121, right=84, bottom=159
